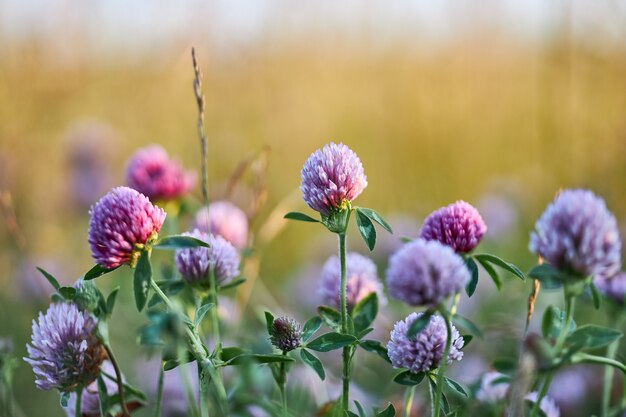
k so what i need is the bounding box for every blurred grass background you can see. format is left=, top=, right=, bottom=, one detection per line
left=1, top=1, right=626, bottom=415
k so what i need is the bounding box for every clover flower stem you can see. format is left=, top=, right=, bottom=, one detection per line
left=179, top=361, right=200, bottom=417
left=75, top=388, right=82, bottom=417
left=104, top=343, right=130, bottom=417
left=530, top=295, right=575, bottom=417
left=428, top=380, right=435, bottom=417
left=198, top=366, right=209, bottom=417
left=279, top=351, right=288, bottom=417
left=208, top=267, right=221, bottom=355
left=404, top=385, right=416, bottom=417
left=432, top=310, right=452, bottom=417
left=154, top=361, right=164, bottom=417
left=601, top=314, right=620, bottom=417
left=449, top=293, right=461, bottom=316
left=338, top=232, right=350, bottom=412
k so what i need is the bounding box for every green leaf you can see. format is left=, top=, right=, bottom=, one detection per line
left=527, top=264, right=563, bottom=289
left=461, top=335, right=473, bottom=347
left=566, top=325, right=623, bottom=350
left=219, top=347, right=248, bottom=363
left=393, top=370, right=425, bottom=386
left=60, top=392, right=70, bottom=407
left=306, top=332, right=357, bottom=352
left=97, top=376, right=108, bottom=417
left=36, top=267, right=60, bottom=290
left=444, top=377, right=468, bottom=397
left=264, top=311, right=275, bottom=335
left=475, top=253, right=525, bottom=280
left=346, top=412, right=360, bottom=417
left=58, top=286, right=76, bottom=300
left=300, top=349, right=325, bottom=380
left=194, top=302, right=214, bottom=328
left=376, top=403, right=396, bottom=417
left=302, top=316, right=323, bottom=342
left=225, top=353, right=295, bottom=366
left=452, top=314, right=483, bottom=338
left=318, top=305, right=342, bottom=332
left=357, top=208, right=393, bottom=233
left=475, top=256, right=502, bottom=290
left=359, top=339, right=391, bottom=363
left=106, top=287, right=120, bottom=315
left=590, top=282, right=602, bottom=310
left=465, top=258, right=479, bottom=297
left=355, top=209, right=376, bottom=251
left=284, top=212, right=320, bottom=223
left=219, top=277, right=246, bottom=290
left=154, top=235, right=210, bottom=250
left=84, top=264, right=120, bottom=281
left=133, top=251, right=152, bottom=311
left=407, top=311, right=433, bottom=338
left=492, top=358, right=516, bottom=374
left=352, top=292, right=378, bottom=332
left=354, top=401, right=367, bottom=417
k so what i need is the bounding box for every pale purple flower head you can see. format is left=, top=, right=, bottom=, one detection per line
left=194, top=201, right=249, bottom=249
left=529, top=189, right=622, bottom=278
left=25, top=302, right=106, bottom=392
left=476, top=371, right=509, bottom=403
left=64, top=361, right=120, bottom=417
left=595, top=272, right=626, bottom=305
left=300, top=142, right=367, bottom=215
left=175, top=229, right=240, bottom=288
left=387, top=312, right=464, bottom=374
left=386, top=239, right=470, bottom=307
left=319, top=252, right=384, bottom=310
left=88, top=187, right=166, bottom=269
left=420, top=201, right=487, bottom=253
left=270, top=317, right=302, bottom=353
left=126, top=145, right=196, bottom=201
left=526, top=392, right=560, bottom=417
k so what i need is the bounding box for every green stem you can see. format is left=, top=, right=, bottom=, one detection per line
left=404, top=386, right=416, bottom=417
left=338, top=232, right=350, bottom=412
left=280, top=351, right=288, bottom=417
left=75, top=388, right=82, bottom=417
left=601, top=314, right=620, bottom=417
left=103, top=344, right=130, bottom=417
left=179, top=363, right=200, bottom=417
left=530, top=295, right=575, bottom=417
left=208, top=267, right=221, bottom=354
left=432, top=311, right=452, bottom=417
left=198, top=365, right=209, bottom=417
left=154, top=361, right=164, bottom=417
left=429, top=381, right=436, bottom=417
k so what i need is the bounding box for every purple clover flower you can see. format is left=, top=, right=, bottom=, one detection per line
left=64, top=361, right=119, bottom=417
left=175, top=229, right=240, bottom=287
left=126, top=145, right=196, bottom=201
left=387, top=312, right=464, bottom=374
left=270, top=317, right=302, bottom=353
left=420, top=201, right=487, bottom=253
left=25, top=302, right=106, bottom=392
left=526, top=392, right=561, bottom=417
left=595, top=272, right=626, bottom=305
left=300, top=142, right=367, bottom=216
left=194, top=201, right=249, bottom=249
left=386, top=239, right=469, bottom=307
left=529, top=189, right=622, bottom=278
left=319, top=252, right=384, bottom=310
left=476, top=371, right=509, bottom=403
left=88, top=187, right=166, bottom=269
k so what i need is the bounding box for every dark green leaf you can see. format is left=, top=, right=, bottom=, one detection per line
left=461, top=335, right=473, bottom=347
left=106, top=287, right=120, bottom=315
left=97, top=376, right=108, bottom=416
left=527, top=264, right=563, bottom=289
left=284, top=212, right=320, bottom=223
left=84, top=264, right=120, bottom=281
left=163, top=356, right=194, bottom=371
left=590, top=282, right=602, bottom=310
left=475, top=253, right=525, bottom=280
left=475, top=257, right=502, bottom=290
left=407, top=310, right=433, bottom=338
left=58, top=286, right=76, bottom=300
left=302, top=316, right=323, bottom=342
left=154, top=235, right=209, bottom=250
left=492, top=358, right=516, bottom=374
left=444, top=377, right=468, bottom=397
left=357, top=327, right=374, bottom=339
left=465, top=258, right=479, bottom=297
left=566, top=325, right=623, bottom=350
left=355, top=209, right=376, bottom=251
left=357, top=208, right=393, bottom=233
left=359, top=339, right=391, bottom=363
left=352, top=292, right=378, bottom=332
left=393, top=370, right=425, bottom=386
left=264, top=311, right=275, bottom=336
left=226, top=353, right=295, bottom=366
left=346, top=412, right=359, bottom=417
left=36, top=267, right=60, bottom=290
left=376, top=403, right=396, bottom=417
left=60, top=392, right=70, bottom=407
left=452, top=314, right=483, bottom=338
left=220, top=347, right=248, bottom=362
left=133, top=251, right=152, bottom=312
left=300, top=349, right=325, bottom=380
left=306, top=332, right=357, bottom=352
left=219, top=277, right=246, bottom=290
left=194, top=302, right=214, bottom=328
left=354, top=401, right=366, bottom=417
left=318, top=305, right=342, bottom=332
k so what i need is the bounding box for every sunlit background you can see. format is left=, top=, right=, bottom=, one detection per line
left=1, top=2, right=626, bottom=416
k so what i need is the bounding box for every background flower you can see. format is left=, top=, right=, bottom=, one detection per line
left=420, top=200, right=487, bottom=253
left=270, top=316, right=302, bottom=353
left=194, top=200, right=249, bottom=249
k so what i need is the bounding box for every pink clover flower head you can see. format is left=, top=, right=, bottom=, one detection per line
left=194, top=201, right=249, bottom=249
left=420, top=201, right=487, bottom=253
left=270, top=316, right=302, bottom=353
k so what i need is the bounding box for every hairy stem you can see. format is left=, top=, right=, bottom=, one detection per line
left=154, top=361, right=164, bottom=417
left=339, top=232, right=350, bottom=412
left=208, top=267, right=221, bottom=354
left=432, top=311, right=452, bottom=417
left=103, top=344, right=130, bottom=417
left=280, top=351, right=288, bottom=417
left=601, top=315, right=620, bottom=417
left=75, top=388, right=82, bottom=417
left=404, top=385, right=416, bottom=417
